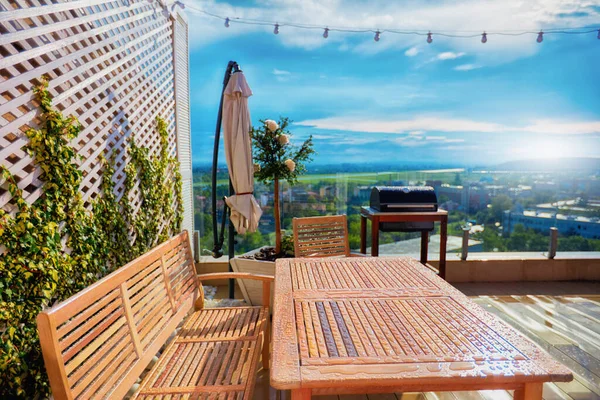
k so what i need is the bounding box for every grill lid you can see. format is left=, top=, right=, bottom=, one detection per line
left=370, top=186, right=437, bottom=212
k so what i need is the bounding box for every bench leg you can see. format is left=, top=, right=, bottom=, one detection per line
left=262, top=322, right=270, bottom=370
left=291, top=388, right=311, bottom=400
left=514, top=383, right=543, bottom=400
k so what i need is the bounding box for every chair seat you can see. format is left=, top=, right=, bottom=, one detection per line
left=133, top=306, right=267, bottom=400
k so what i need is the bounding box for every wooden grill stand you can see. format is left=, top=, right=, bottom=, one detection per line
left=360, top=207, right=449, bottom=279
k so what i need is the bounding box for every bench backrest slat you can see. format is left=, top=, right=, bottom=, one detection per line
left=37, top=231, right=200, bottom=400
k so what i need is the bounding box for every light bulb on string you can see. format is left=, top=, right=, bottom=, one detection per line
left=537, top=31, right=543, bottom=43
left=427, top=32, right=432, bottom=44
left=323, top=28, right=329, bottom=39
left=374, top=31, right=381, bottom=42
left=274, top=23, right=279, bottom=34
left=224, top=17, right=230, bottom=28
left=481, top=32, right=487, bottom=43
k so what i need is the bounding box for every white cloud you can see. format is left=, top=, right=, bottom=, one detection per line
left=311, top=134, right=337, bottom=140
left=425, top=135, right=447, bottom=141
left=393, top=134, right=465, bottom=147
left=272, top=68, right=293, bottom=82
left=404, top=47, right=419, bottom=57
left=295, top=116, right=600, bottom=135
left=454, top=64, right=480, bottom=71
left=437, top=52, right=466, bottom=60
left=296, top=116, right=504, bottom=134
left=523, top=120, right=600, bottom=135
left=272, top=68, right=291, bottom=76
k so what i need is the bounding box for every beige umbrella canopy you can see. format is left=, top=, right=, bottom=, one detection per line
left=223, top=71, right=262, bottom=234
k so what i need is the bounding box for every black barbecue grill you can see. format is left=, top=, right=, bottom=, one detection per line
left=370, top=186, right=438, bottom=232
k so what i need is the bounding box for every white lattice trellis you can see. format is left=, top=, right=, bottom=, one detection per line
left=0, top=0, right=194, bottom=237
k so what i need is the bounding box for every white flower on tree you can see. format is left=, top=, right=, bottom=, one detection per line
left=278, top=134, right=290, bottom=145
left=284, top=159, right=296, bottom=172
left=265, top=119, right=279, bottom=132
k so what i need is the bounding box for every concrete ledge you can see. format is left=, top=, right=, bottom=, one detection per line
left=429, top=256, right=600, bottom=283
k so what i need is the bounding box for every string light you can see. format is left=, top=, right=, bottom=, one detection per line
left=537, top=31, right=543, bottom=43
left=181, top=4, right=600, bottom=43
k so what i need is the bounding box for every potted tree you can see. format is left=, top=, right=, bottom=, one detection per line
left=230, top=117, right=314, bottom=305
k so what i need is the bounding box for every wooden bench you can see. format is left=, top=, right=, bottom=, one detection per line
left=37, top=231, right=273, bottom=400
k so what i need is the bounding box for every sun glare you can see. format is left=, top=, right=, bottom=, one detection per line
left=526, top=138, right=569, bottom=159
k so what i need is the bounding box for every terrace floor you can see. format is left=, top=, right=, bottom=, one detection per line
left=242, top=281, right=600, bottom=400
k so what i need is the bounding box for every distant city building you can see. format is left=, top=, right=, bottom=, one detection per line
left=353, top=186, right=371, bottom=201
left=503, top=210, right=600, bottom=239
left=508, top=185, right=532, bottom=199
left=319, top=186, right=334, bottom=197
left=259, top=193, right=270, bottom=207
left=533, top=181, right=557, bottom=192
left=558, top=178, right=600, bottom=196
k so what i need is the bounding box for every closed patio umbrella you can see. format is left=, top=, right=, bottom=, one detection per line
left=222, top=71, right=262, bottom=234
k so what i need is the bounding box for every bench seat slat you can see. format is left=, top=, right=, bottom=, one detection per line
left=132, top=307, right=266, bottom=399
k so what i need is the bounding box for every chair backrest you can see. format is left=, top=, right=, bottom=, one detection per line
left=37, top=231, right=200, bottom=400
left=293, top=215, right=350, bottom=258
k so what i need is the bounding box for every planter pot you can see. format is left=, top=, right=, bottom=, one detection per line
left=230, top=247, right=275, bottom=306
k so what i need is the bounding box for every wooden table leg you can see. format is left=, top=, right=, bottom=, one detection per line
left=371, top=217, right=379, bottom=257
left=420, top=230, right=428, bottom=265
left=514, top=383, right=543, bottom=400
left=291, top=388, right=311, bottom=399
left=439, top=216, right=448, bottom=279
left=360, top=215, right=367, bottom=254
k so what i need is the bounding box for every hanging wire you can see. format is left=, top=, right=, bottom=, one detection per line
left=185, top=4, right=599, bottom=39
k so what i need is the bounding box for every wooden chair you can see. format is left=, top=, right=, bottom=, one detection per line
left=36, top=231, right=272, bottom=400
left=293, top=215, right=359, bottom=258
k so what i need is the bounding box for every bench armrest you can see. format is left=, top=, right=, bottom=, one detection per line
left=196, top=272, right=274, bottom=310
left=197, top=272, right=274, bottom=282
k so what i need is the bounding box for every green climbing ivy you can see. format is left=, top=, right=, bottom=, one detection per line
left=0, top=77, right=183, bottom=398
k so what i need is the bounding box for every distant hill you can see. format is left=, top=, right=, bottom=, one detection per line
left=495, top=158, right=600, bottom=171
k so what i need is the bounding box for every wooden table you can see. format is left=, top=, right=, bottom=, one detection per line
left=271, top=257, right=572, bottom=400
left=360, top=207, right=448, bottom=279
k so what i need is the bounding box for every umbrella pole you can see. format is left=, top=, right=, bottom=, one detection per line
left=211, top=60, right=240, bottom=299
left=228, top=179, right=235, bottom=299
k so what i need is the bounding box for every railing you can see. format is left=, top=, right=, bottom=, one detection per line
left=460, top=226, right=562, bottom=261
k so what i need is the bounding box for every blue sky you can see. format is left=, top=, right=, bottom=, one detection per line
left=186, top=0, right=600, bottom=166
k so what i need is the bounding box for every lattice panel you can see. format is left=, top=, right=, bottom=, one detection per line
left=0, top=0, right=191, bottom=233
